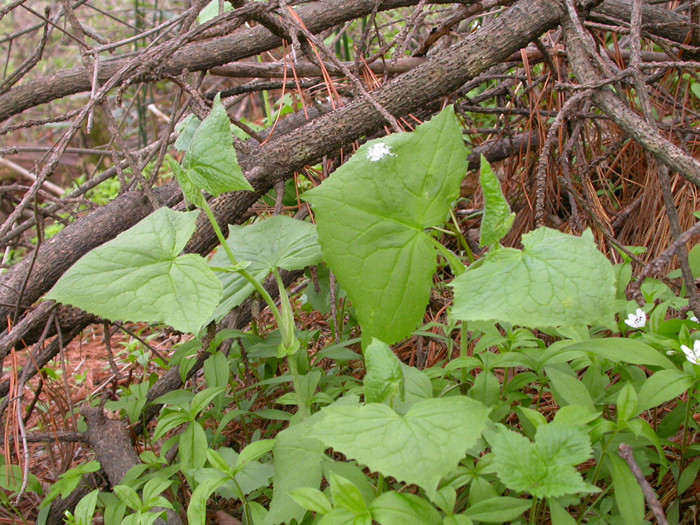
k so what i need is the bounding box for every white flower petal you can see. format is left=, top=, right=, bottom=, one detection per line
left=681, top=343, right=700, bottom=365
left=624, top=308, right=646, bottom=329
left=366, top=143, right=394, bottom=162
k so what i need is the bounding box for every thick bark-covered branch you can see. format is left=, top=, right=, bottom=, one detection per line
left=0, top=0, right=466, bottom=124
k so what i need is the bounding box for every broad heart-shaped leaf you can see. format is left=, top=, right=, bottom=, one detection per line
left=210, top=216, right=322, bottom=321
left=311, top=397, right=490, bottom=498
left=479, top=155, right=514, bottom=247
left=46, top=208, right=222, bottom=334
left=487, top=424, right=599, bottom=499
left=303, top=106, right=468, bottom=346
left=451, top=228, right=616, bottom=329
left=182, top=93, right=253, bottom=197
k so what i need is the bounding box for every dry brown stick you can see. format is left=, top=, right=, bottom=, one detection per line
left=0, top=0, right=465, bottom=124
left=618, top=443, right=669, bottom=525
left=629, top=220, right=700, bottom=305
left=562, top=17, right=700, bottom=187
left=211, top=57, right=427, bottom=78
left=626, top=0, right=700, bottom=318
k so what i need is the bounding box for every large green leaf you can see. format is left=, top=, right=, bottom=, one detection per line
left=487, top=424, right=599, bottom=499
left=311, top=397, right=490, bottom=497
left=303, top=107, right=468, bottom=345
left=479, top=155, right=515, bottom=247
left=46, top=208, right=222, bottom=334
left=181, top=93, right=253, bottom=197
left=210, top=215, right=322, bottom=321
left=451, top=228, right=616, bottom=329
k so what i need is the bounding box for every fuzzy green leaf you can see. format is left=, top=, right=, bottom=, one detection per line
left=451, top=228, right=616, bottom=329
left=312, top=397, right=490, bottom=497
left=303, top=107, right=468, bottom=345
left=479, top=156, right=515, bottom=247
left=46, top=208, right=222, bottom=334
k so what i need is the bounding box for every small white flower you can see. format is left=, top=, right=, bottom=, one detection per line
left=691, top=316, right=699, bottom=323
left=681, top=341, right=700, bottom=365
left=366, top=142, right=394, bottom=162
left=624, top=308, right=646, bottom=329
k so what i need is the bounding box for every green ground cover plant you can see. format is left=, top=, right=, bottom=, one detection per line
left=17, top=103, right=700, bottom=524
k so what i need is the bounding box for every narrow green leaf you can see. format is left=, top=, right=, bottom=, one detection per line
left=113, top=485, right=142, bottom=511
left=46, top=208, right=222, bottom=334
left=312, top=397, right=490, bottom=497
left=607, top=454, right=645, bottom=525
left=187, top=471, right=229, bottom=525
left=636, top=369, right=693, bottom=413
left=678, top=458, right=700, bottom=496
left=565, top=338, right=675, bottom=370
left=369, top=491, right=442, bottom=525
left=479, top=155, right=515, bottom=247
left=289, top=487, right=333, bottom=514
left=303, top=106, right=468, bottom=345
left=451, top=228, right=616, bottom=329
left=74, top=490, right=99, bottom=525
left=180, top=422, right=208, bottom=472
left=464, top=496, right=530, bottom=523
left=190, top=386, right=226, bottom=417
left=545, top=366, right=595, bottom=412
left=236, top=439, right=276, bottom=468
left=616, top=382, right=638, bottom=423
left=547, top=499, right=578, bottom=525
left=328, top=472, right=369, bottom=515
left=364, top=338, right=404, bottom=404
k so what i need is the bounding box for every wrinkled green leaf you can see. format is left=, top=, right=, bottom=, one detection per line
left=479, top=155, right=515, bottom=247
left=364, top=339, right=404, bottom=405
left=488, top=424, right=598, bottom=499
left=303, top=107, right=468, bottom=345
left=312, top=397, right=490, bottom=497
left=211, top=215, right=321, bottom=321
left=451, top=228, right=616, bottom=329
left=46, top=208, right=222, bottom=334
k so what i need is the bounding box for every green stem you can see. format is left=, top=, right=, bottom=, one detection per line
left=450, top=208, right=475, bottom=263
left=200, top=198, right=283, bottom=327
left=680, top=388, right=695, bottom=465
left=287, top=352, right=309, bottom=419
